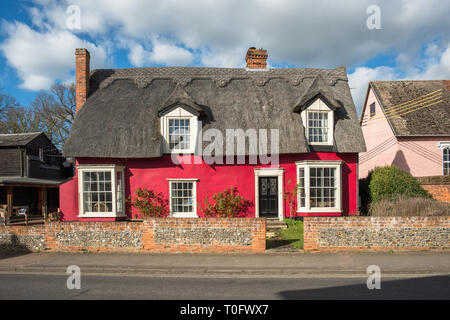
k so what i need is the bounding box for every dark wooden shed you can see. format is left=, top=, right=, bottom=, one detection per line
left=0, top=133, right=71, bottom=224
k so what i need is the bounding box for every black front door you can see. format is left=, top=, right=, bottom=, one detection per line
left=259, top=177, right=278, bottom=218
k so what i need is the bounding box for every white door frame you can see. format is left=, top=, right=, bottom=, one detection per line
left=254, top=168, right=284, bottom=221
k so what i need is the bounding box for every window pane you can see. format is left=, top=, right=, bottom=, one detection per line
left=171, top=181, right=194, bottom=214
left=308, top=111, right=329, bottom=143
left=169, top=118, right=191, bottom=150
left=310, top=166, right=337, bottom=209
left=444, top=149, right=450, bottom=175
left=82, top=170, right=115, bottom=214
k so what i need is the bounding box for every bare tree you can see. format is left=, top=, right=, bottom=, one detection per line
left=0, top=106, right=41, bottom=134
left=32, top=83, right=76, bottom=148
left=0, top=84, right=76, bottom=148
left=0, top=88, right=19, bottom=123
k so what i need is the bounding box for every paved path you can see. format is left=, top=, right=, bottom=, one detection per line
left=0, top=251, right=449, bottom=277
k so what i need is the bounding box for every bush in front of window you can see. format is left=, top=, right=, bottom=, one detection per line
left=130, top=188, right=170, bottom=218
left=200, top=187, right=253, bottom=218
left=368, top=165, right=431, bottom=203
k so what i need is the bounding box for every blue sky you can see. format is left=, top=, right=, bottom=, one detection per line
left=0, top=0, right=449, bottom=113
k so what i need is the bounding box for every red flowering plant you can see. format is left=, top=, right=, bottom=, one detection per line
left=130, top=187, right=169, bottom=218
left=200, top=187, right=253, bottom=218
left=283, top=180, right=299, bottom=219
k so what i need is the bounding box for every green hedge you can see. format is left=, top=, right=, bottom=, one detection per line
left=368, top=166, right=431, bottom=203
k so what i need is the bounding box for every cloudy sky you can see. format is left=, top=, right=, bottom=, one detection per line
left=0, top=0, right=449, bottom=114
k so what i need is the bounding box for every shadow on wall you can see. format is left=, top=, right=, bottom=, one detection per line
left=277, top=276, right=450, bottom=300
left=0, top=233, right=32, bottom=260
left=392, top=150, right=411, bottom=175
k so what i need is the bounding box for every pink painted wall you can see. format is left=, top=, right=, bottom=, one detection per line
left=59, top=153, right=359, bottom=221
left=396, top=136, right=450, bottom=177
left=360, top=88, right=450, bottom=178
left=360, top=88, right=398, bottom=178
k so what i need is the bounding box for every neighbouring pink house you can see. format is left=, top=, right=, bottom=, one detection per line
left=60, top=48, right=366, bottom=221
left=360, top=80, right=450, bottom=178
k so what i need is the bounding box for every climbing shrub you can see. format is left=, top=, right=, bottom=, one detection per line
left=200, top=187, right=253, bottom=218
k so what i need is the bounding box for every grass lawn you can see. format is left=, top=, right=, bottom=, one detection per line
left=280, top=219, right=304, bottom=249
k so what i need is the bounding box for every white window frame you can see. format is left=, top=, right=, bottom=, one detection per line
left=296, top=161, right=342, bottom=213
left=161, top=106, right=198, bottom=154
left=167, top=179, right=198, bottom=218
left=301, top=98, right=334, bottom=146
left=77, top=164, right=126, bottom=218
left=438, top=142, right=450, bottom=175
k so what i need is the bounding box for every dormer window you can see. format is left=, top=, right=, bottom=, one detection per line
left=307, top=111, right=329, bottom=143
left=301, top=98, right=334, bottom=146
left=169, top=118, right=191, bottom=150
left=160, top=105, right=198, bottom=154
left=159, top=85, right=203, bottom=154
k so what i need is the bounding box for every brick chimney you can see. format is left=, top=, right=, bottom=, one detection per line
left=443, top=80, right=450, bottom=91
left=245, top=47, right=268, bottom=69
left=75, top=48, right=90, bottom=113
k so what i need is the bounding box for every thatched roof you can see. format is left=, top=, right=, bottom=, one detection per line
left=0, top=132, right=43, bottom=147
left=369, top=80, right=450, bottom=136
left=64, top=66, right=366, bottom=158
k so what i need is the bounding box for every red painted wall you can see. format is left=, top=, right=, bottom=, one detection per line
left=59, top=153, right=359, bottom=221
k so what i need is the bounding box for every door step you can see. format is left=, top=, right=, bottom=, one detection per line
left=265, top=219, right=287, bottom=236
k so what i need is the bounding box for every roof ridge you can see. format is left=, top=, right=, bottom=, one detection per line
left=91, top=66, right=348, bottom=90
left=0, top=132, right=42, bottom=136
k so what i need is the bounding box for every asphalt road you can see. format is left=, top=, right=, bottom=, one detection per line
left=0, top=273, right=449, bottom=300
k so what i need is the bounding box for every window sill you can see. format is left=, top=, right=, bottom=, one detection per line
left=78, top=213, right=126, bottom=219
left=297, top=209, right=343, bottom=213
left=308, top=143, right=334, bottom=146
left=164, top=151, right=195, bottom=155
left=171, top=213, right=198, bottom=218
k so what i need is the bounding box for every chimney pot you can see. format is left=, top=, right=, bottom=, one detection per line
left=443, top=80, right=450, bottom=91
left=246, top=47, right=268, bottom=69
left=75, top=48, right=90, bottom=113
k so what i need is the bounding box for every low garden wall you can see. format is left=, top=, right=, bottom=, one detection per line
left=418, top=176, right=450, bottom=203
left=0, top=218, right=266, bottom=253
left=304, top=216, right=450, bottom=252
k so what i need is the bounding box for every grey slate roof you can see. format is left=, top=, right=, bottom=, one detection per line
left=64, top=66, right=366, bottom=158
left=369, top=80, right=450, bottom=136
left=0, top=132, right=43, bottom=147
left=0, top=176, right=65, bottom=186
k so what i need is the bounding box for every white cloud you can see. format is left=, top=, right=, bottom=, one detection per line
left=127, top=40, right=194, bottom=67
left=348, top=66, right=396, bottom=114
left=1, top=0, right=449, bottom=92
left=148, top=41, right=194, bottom=66
left=128, top=44, right=146, bottom=67
left=24, top=0, right=450, bottom=68
left=349, top=42, right=450, bottom=115
left=0, top=22, right=108, bottom=91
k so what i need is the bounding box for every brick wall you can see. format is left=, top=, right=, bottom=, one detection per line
left=0, top=218, right=266, bottom=253
left=304, top=216, right=450, bottom=252
left=418, top=176, right=450, bottom=203
left=421, top=184, right=450, bottom=203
